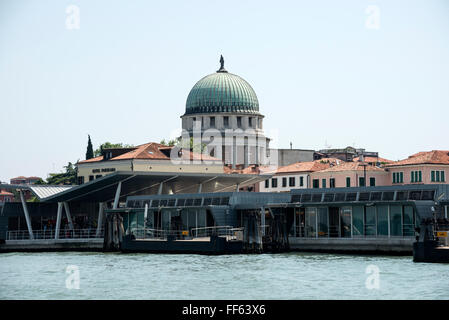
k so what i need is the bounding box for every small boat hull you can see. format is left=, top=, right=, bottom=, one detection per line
left=413, top=241, right=449, bottom=263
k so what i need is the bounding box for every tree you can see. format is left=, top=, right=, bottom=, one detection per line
left=86, top=135, right=94, bottom=160
left=46, top=162, right=78, bottom=185
left=94, top=142, right=134, bottom=157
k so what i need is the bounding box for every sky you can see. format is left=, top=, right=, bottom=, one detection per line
left=0, top=0, right=448, bottom=182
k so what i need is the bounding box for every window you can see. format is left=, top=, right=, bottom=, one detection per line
left=321, top=179, right=326, bottom=188
left=95, top=175, right=102, bottom=179
left=359, top=177, right=365, bottom=187
left=346, top=177, right=351, bottom=187
left=77, top=176, right=85, bottom=185
left=289, top=177, right=295, bottom=187
left=369, top=177, right=376, bottom=187
left=411, top=170, right=422, bottom=183
left=312, top=179, right=319, bottom=188
left=431, top=170, right=446, bottom=182
left=330, top=178, right=335, bottom=188
left=89, top=175, right=94, bottom=181
left=248, top=117, right=253, bottom=128
left=271, top=178, right=278, bottom=188
left=300, top=176, right=304, bottom=187
left=237, top=116, right=242, bottom=128
left=265, top=179, right=269, bottom=188
left=282, top=177, right=287, bottom=188
left=223, top=116, right=229, bottom=128
left=393, top=172, right=404, bottom=184
left=210, top=116, right=215, bottom=128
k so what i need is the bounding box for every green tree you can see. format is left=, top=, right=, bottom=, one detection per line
left=94, top=142, right=134, bottom=157
left=86, top=135, right=94, bottom=160
left=46, top=162, right=78, bottom=185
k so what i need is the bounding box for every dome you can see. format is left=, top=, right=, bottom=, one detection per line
left=185, top=56, right=259, bottom=115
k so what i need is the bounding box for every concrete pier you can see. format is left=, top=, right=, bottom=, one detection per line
left=289, top=237, right=414, bottom=254
left=0, top=239, right=103, bottom=252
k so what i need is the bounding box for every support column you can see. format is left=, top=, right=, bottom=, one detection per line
left=55, top=202, right=63, bottom=239
left=63, top=202, right=74, bottom=230
left=197, top=183, right=203, bottom=193
left=261, top=207, right=265, bottom=236
left=113, top=181, right=122, bottom=209
left=158, top=182, right=164, bottom=195
left=19, top=191, right=34, bottom=240
left=96, top=202, right=104, bottom=237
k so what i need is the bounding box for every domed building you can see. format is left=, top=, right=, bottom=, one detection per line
left=181, top=56, right=269, bottom=169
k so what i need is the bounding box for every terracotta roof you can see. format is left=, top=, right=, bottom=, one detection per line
left=314, top=161, right=386, bottom=173
left=353, top=156, right=393, bottom=163
left=386, top=150, right=449, bottom=167
left=0, top=190, right=14, bottom=196
left=77, top=142, right=221, bottom=164
left=275, top=158, right=341, bottom=174
left=224, top=165, right=275, bottom=175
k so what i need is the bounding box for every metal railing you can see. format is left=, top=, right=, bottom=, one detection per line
left=7, top=229, right=104, bottom=240
left=289, top=225, right=415, bottom=239
left=130, top=226, right=244, bottom=241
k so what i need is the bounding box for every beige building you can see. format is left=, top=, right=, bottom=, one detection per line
left=77, top=142, right=224, bottom=184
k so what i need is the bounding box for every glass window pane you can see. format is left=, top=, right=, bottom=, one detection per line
left=390, top=205, right=402, bottom=236
left=403, top=206, right=414, bottom=236
left=365, top=206, right=376, bottom=236
left=377, top=205, right=389, bottom=236
left=352, top=206, right=364, bottom=236
left=341, top=207, right=352, bottom=238
left=318, top=207, right=328, bottom=237
left=305, top=207, right=317, bottom=237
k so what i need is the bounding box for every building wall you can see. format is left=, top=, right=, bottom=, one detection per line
left=272, top=149, right=315, bottom=167
left=388, top=164, right=447, bottom=185
left=77, top=159, right=225, bottom=184
left=310, top=170, right=390, bottom=188
left=259, top=173, right=310, bottom=192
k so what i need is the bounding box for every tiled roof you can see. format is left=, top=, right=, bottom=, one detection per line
left=314, top=161, right=386, bottom=173
left=275, top=158, right=340, bottom=174
left=224, top=165, right=275, bottom=175
left=77, top=142, right=221, bottom=164
left=0, top=190, right=14, bottom=196
left=386, top=150, right=449, bottom=167
left=353, top=156, right=393, bottom=163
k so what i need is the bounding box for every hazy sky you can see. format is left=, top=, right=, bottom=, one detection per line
left=1, top=0, right=448, bottom=182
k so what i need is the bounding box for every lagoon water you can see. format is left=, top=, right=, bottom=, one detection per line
left=0, top=252, right=448, bottom=300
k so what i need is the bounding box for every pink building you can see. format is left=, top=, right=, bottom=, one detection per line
left=310, top=162, right=390, bottom=188
left=385, top=150, right=448, bottom=185
left=0, top=190, right=14, bottom=204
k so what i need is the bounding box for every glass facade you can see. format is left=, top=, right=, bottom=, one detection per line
left=377, top=205, right=389, bottom=236
left=318, top=207, right=328, bottom=237
left=305, top=207, right=317, bottom=237
left=291, top=204, right=416, bottom=239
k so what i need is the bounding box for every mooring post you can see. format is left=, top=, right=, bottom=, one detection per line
left=19, top=190, right=34, bottom=240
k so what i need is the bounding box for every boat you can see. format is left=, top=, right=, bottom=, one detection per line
left=413, top=218, right=449, bottom=263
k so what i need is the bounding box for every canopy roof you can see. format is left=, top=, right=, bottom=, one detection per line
left=38, top=171, right=268, bottom=203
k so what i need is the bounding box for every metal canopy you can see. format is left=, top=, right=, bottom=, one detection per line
left=40, top=171, right=268, bottom=203
left=0, top=184, right=72, bottom=200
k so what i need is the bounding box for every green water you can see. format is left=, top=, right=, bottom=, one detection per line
left=0, top=252, right=448, bottom=299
